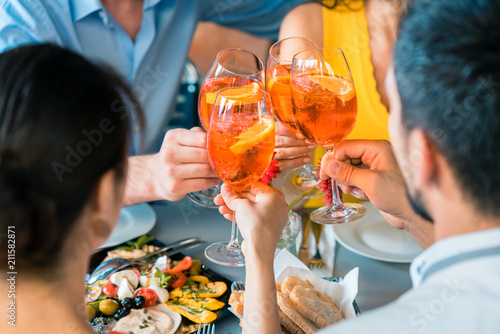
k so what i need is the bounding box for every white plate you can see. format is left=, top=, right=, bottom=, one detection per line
left=333, top=202, right=423, bottom=263
left=99, top=203, right=156, bottom=249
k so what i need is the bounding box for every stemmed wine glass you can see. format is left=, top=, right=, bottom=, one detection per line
left=205, top=87, right=275, bottom=266
left=267, top=37, right=322, bottom=198
left=186, top=49, right=265, bottom=208
left=290, top=47, right=366, bottom=224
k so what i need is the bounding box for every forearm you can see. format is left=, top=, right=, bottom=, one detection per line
left=123, top=155, right=162, bottom=206
left=242, top=251, right=281, bottom=334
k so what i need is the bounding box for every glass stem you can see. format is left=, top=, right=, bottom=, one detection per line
left=327, top=148, right=344, bottom=210
left=227, top=218, right=240, bottom=249
left=303, top=163, right=313, bottom=175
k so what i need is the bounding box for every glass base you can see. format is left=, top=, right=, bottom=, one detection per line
left=204, top=241, right=245, bottom=267
left=310, top=203, right=366, bottom=225
left=283, top=165, right=322, bottom=198
left=186, top=186, right=220, bottom=209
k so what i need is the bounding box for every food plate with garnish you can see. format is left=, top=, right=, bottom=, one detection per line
left=87, top=236, right=232, bottom=334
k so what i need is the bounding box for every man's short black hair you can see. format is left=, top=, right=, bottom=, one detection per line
left=394, top=0, right=500, bottom=217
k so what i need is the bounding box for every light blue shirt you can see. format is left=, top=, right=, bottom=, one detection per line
left=0, top=0, right=306, bottom=152
left=320, top=228, right=500, bottom=333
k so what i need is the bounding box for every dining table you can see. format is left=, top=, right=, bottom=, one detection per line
left=148, top=194, right=414, bottom=333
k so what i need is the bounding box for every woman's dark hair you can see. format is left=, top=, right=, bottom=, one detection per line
left=395, top=0, right=500, bottom=216
left=0, top=44, right=144, bottom=269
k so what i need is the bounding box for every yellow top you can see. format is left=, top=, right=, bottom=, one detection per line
left=323, top=1, right=389, bottom=141
left=306, top=2, right=388, bottom=207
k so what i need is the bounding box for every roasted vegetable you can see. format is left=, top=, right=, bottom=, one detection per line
left=189, top=275, right=210, bottom=285
left=171, top=273, right=188, bottom=289
left=170, top=281, right=227, bottom=299
left=168, top=256, right=192, bottom=275
left=173, top=297, right=225, bottom=310
left=189, top=259, right=202, bottom=276
left=166, top=302, right=217, bottom=324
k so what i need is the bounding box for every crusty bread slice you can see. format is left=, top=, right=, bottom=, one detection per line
left=315, top=291, right=342, bottom=318
left=279, top=308, right=305, bottom=334
left=229, top=290, right=244, bottom=316
left=281, top=275, right=315, bottom=297
left=277, top=292, right=320, bottom=334
left=289, top=286, right=343, bottom=328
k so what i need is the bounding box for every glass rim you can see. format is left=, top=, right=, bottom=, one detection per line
left=292, top=46, right=345, bottom=61
left=268, top=36, right=318, bottom=64
left=215, top=48, right=265, bottom=78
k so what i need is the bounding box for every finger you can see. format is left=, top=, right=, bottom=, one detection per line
left=169, top=163, right=217, bottom=179
left=220, top=184, right=247, bottom=211
left=163, top=147, right=210, bottom=164
left=214, top=193, right=225, bottom=206
left=165, top=128, right=208, bottom=148
left=334, top=140, right=389, bottom=166
left=190, top=126, right=206, bottom=133
left=173, top=178, right=220, bottom=195
left=321, top=158, right=374, bottom=190
left=277, top=156, right=311, bottom=170
left=275, top=135, right=312, bottom=148
left=275, top=146, right=314, bottom=160
left=218, top=205, right=233, bottom=216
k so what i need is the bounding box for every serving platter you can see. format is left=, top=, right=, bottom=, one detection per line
left=88, top=236, right=232, bottom=333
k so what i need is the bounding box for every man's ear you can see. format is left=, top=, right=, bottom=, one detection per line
left=89, top=169, right=123, bottom=241
left=408, top=129, right=438, bottom=189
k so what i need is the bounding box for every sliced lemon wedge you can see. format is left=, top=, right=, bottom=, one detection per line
left=229, top=117, right=274, bottom=155
left=310, top=75, right=355, bottom=103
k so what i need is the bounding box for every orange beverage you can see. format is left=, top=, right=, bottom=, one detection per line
left=266, top=64, right=301, bottom=136
left=208, top=94, right=275, bottom=192
left=198, top=77, right=262, bottom=130
left=291, top=74, right=357, bottom=149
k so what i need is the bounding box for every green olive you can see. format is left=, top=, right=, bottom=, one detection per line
left=99, top=299, right=120, bottom=316
left=86, top=304, right=96, bottom=321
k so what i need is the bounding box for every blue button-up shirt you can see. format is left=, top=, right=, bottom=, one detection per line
left=320, top=228, right=500, bottom=333
left=0, top=0, right=306, bottom=152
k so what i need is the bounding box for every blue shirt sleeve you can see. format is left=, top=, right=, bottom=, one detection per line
left=0, top=0, right=66, bottom=53
left=199, top=0, right=309, bottom=40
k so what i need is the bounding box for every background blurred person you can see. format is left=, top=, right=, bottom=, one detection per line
left=0, top=0, right=313, bottom=205
left=216, top=0, right=500, bottom=332
left=0, top=44, right=142, bottom=334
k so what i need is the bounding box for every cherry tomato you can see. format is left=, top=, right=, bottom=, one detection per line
left=102, top=283, right=118, bottom=297
left=133, top=288, right=158, bottom=307
left=168, top=256, right=192, bottom=275
left=171, top=273, right=188, bottom=289
left=133, top=269, right=141, bottom=278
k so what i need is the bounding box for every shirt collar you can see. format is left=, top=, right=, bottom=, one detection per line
left=71, top=0, right=103, bottom=22
left=144, top=0, right=163, bottom=10
left=410, top=227, right=500, bottom=288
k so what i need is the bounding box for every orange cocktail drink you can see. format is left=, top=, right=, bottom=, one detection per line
left=266, top=64, right=300, bottom=136
left=207, top=88, right=275, bottom=192
left=199, top=77, right=262, bottom=131
left=291, top=73, right=357, bottom=149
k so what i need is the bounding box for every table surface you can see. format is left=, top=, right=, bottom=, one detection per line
left=148, top=198, right=414, bottom=334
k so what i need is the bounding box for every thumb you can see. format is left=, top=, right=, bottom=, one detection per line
left=323, top=159, right=373, bottom=190
left=220, top=184, right=246, bottom=212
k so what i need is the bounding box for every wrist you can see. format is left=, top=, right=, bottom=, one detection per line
left=242, top=242, right=276, bottom=266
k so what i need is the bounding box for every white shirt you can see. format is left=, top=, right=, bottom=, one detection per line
left=320, top=228, right=500, bottom=334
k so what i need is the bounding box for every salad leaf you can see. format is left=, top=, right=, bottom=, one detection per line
left=115, top=235, right=155, bottom=251
left=153, top=267, right=172, bottom=289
